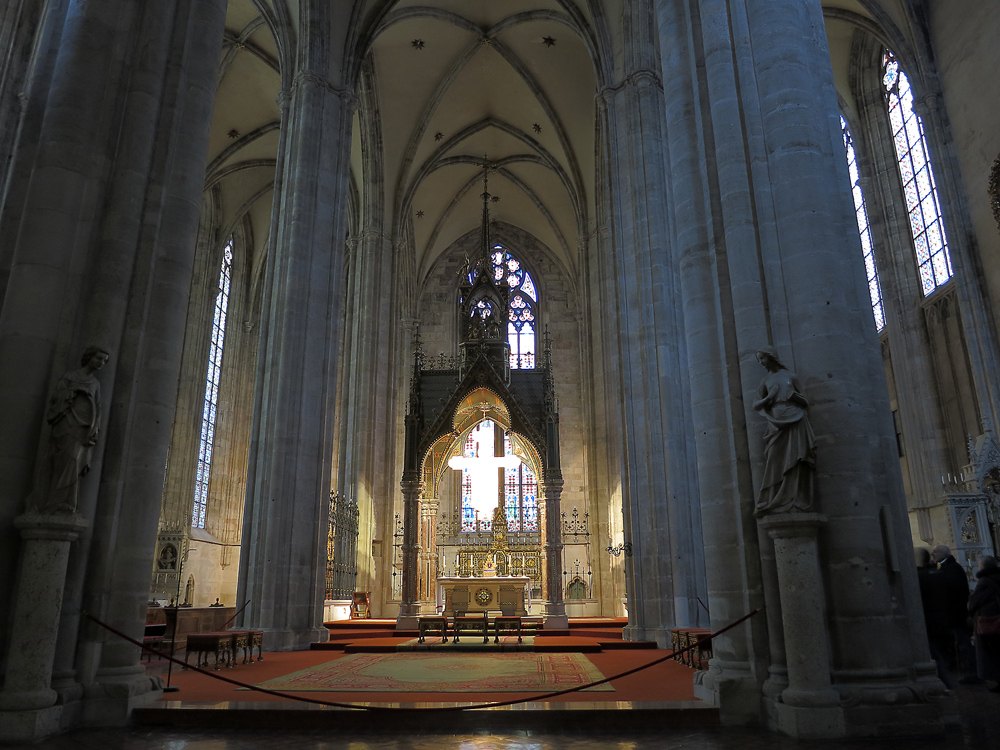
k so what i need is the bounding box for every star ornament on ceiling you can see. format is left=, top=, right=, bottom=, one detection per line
left=532, top=123, right=542, bottom=134
left=415, top=210, right=425, bottom=218
left=411, top=39, right=425, bottom=50
left=434, top=132, right=444, bottom=141
left=490, top=195, right=500, bottom=203
left=542, top=36, right=556, bottom=47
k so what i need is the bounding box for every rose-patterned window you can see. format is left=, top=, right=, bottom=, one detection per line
left=489, top=246, right=536, bottom=369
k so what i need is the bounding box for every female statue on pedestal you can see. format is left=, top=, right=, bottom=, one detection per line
left=752, top=346, right=816, bottom=517
left=28, top=345, right=110, bottom=514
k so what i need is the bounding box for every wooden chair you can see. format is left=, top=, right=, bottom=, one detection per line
left=350, top=592, right=371, bottom=619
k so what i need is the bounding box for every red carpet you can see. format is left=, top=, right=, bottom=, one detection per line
left=149, top=647, right=697, bottom=704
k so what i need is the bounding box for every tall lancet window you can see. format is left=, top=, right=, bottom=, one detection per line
left=488, top=245, right=536, bottom=369
left=503, top=433, right=538, bottom=532
left=882, top=50, right=953, bottom=295
left=841, top=117, right=886, bottom=331
left=192, top=239, right=234, bottom=529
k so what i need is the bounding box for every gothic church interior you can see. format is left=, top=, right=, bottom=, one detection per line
left=1, top=0, right=999, bottom=742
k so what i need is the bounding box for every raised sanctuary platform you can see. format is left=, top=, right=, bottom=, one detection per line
left=133, top=617, right=715, bottom=732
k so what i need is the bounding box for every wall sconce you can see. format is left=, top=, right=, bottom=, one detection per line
left=606, top=541, right=632, bottom=557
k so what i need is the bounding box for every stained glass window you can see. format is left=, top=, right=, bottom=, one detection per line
left=489, top=245, right=536, bottom=369
left=882, top=50, right=953, bottom=295
left=504, top=433, right=538, bottom=532
left=192, top=240, right=233, bottom=529
left=841, top=117, right=886, bottom=331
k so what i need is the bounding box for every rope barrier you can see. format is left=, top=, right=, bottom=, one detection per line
left=82, top=608, right=758, bottom=713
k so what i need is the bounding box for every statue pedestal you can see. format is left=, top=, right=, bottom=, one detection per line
left=0, top=513, right=88, bottom=742
left=758, top=512, right=844, bottom=738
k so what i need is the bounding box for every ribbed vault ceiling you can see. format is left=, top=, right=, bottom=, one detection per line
left=207, top=0, right=904, bottom=287
left=362, top=1, right=599, bottom=280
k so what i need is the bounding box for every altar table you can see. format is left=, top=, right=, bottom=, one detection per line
left=436, top=576, right=530, bottom=616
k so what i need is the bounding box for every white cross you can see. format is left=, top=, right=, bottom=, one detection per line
left=448, top=447, right=521, bottom=519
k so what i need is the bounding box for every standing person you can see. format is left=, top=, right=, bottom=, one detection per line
left=932, top=545, right=977, bottom=683
left=969, top=555, right=1000, bottom=691
left=916, top=548, right=955, bottom=688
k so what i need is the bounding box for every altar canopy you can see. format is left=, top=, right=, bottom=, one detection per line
left=397, top=162, right=564, bottom=630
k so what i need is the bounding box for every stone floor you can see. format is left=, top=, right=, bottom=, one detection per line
left=13, top=684, right=999, bottom=749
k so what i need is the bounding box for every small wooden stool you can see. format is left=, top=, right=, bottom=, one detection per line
left=494, top=615, right=522, bottom=643
left=417, top=616, right=448, bottom=644
left=452, top=612, right=489, bottom=643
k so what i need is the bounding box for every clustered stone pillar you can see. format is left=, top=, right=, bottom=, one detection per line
left=397, top=475, right=423, bottom=629
left=541, top=471, right=567, bottom=628
left=0, top=514, right=87, bottom=741
left=238, top=68, right=353, bottom=650
left=598, top=0, right=707, bottom=647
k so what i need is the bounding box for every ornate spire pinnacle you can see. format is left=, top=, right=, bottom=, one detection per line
left=480, top=155, right=493, bottom=269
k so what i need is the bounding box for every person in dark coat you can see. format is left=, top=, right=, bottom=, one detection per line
left=932, top=545, right=977, bottom=682
left=969, top=555, right=1000, bottom=690
left=916, top=548, right=955, bottom=688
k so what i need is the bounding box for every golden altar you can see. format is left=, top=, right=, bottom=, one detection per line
left=437, top=576, right=530, bottom=616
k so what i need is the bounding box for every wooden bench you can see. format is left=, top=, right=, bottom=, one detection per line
left=493, top=615, right=522, bottom=643
left=670, top=627, right=713, bottom=669
left=184, top=632, right=232, bottom=670
left=417, top=616, right=449, bottom=644
left=452, top=612, right=489, bottom=643
left=226, top=628, right=264, bottom=664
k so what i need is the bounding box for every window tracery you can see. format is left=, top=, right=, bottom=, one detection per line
left=841, top=116, right=886, bottom=331
left=486, top=245, right=536, bottom=369
left=882, top=50, right=953, bottom=295
left=192, top=239, right=233, bottom=529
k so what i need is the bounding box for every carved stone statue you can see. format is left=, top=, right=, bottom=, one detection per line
left=752, top=346, right=816, bottom=517
left=27, top=346, right=110, bottom=514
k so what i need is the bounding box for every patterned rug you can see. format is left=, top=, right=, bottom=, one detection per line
left=250, top=653, right=613, bottom=693
left=396, top=636, right=534, bottom=652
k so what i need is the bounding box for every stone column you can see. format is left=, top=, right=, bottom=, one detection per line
left=0, top=0, right=143, bottom=660
left=0, top=513, right=87, bottom=742
left=741, top=0, right=944, bottom=735
left=397, top=475, right=422, bottom=629
left=74, top=0, right=229, bottom=711
left=656, top=0, right=772, bottom=722
left=541, top=471, right=567, bottom=628
left=418, top=498, right=439, bottom=611
left=758, top=513, right=843, bottom=738
left=238, top=68, right=353, bottom=651
left=598, top=0, right=706, bottom=647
